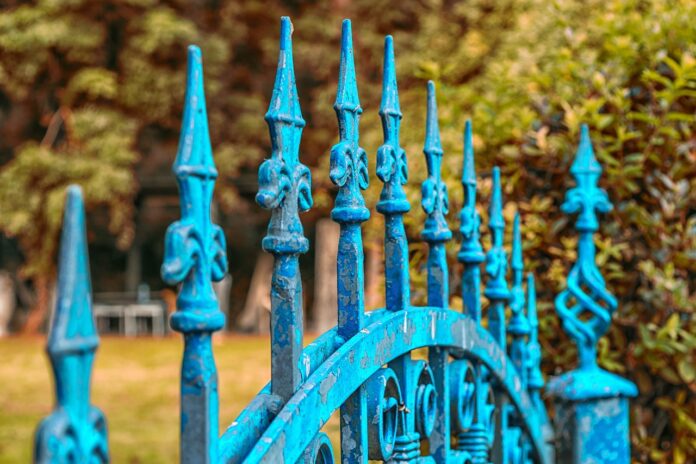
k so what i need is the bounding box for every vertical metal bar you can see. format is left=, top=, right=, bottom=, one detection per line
left=484, top=166, right=511, bottom=464
left=421, top=81, right=453, bottom=462
left=330, top=19, right=369, bottom=463
left=162, top=46, right=228, bottom=464
left=256, top=17, right=313, bottom=403
left=457, top=121, right=492, bottom=464
left=35, top=186, right=109, bottom=463
left=526, top=273, right=545, bottom=417
left=376, top=35, right=410, bottom=313
left=509, top=213, right=530, bottom=388
left=484, top=167, right=510, bottom=349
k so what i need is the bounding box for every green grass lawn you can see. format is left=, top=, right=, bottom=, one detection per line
left=0, top=335, right=341, bottom=463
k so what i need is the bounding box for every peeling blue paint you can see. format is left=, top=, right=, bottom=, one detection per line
left=161, top=44, right=228, bottom=464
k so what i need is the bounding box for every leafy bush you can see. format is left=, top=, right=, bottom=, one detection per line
left=396, top=1, right=695, bottom=461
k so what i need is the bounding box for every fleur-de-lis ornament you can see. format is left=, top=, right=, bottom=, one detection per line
left=256, top=16, right=313, bottom=402
left=421, top=81, right=451, bottom=244
left=161, top=45, right=227, bottom=464
left=555, top=125, right=617, bottom=368
left=376, top=36, right=409, bottom=214
left=330, top=20, right=369, bottom=225
left=257, top=17, right=312, bottom=254
left=421, top=81, right=452, bottom=308
left=509, top=212, right=531, bottom=385
left=459, top=120, right=485, bottom=321
left=35, top=186, right=109, bottom=464
left=485, top=167, right=510, bottom=347
left=162, top=46, right=228, bottom=327
left=376, top=35, right=410, bottom=312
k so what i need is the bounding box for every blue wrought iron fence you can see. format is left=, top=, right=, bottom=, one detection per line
left=34, top=16, right=636, bottom=464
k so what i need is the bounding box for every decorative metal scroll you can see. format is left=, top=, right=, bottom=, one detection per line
left=35, top=15, right=637, bottom=464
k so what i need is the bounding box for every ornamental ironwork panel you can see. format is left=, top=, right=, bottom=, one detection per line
left=34, top=16, right=636, bottom=464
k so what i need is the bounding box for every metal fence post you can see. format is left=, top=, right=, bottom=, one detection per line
left=548, top=125, right=637, bottom=463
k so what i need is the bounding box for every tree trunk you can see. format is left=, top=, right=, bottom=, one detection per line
left=22, top=275, right=52, bottom=334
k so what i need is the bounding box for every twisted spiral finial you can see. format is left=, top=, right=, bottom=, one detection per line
left=555, top=125, right=617, bottom=368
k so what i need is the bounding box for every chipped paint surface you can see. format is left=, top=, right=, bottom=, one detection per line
left=256, top=17, right=313, bottom=404
left=161, top=45, right=228, bottom=464
left=241, top=308, right=548, bottom=464
left=330, top=20, right=370, bottom=462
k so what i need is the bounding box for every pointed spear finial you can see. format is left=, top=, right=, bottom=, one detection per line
left=49, top=185, right=98, bottom=357
left=376, top=34, right=410, bottom=312
left=421, top=81, right=451, bottom=308
left=458, top=120, right=484, bottom=321
left=570, top=124, right=602, bottom=176
left=257, top=17, right=312, bottom=402
left=424, top=81, right=443, bottom=158
left=488, top=167, right=505, bottom=236
left=376, top=34, right=408, bottom=199
left=264, top=17, right=305, bottom=134
left=421, top=81, right=451, bottom=243
left=161, top=45, right=228, bottom=462
left=485, top=167, right=510, bottom=346
left=462, top=120, right=476, bottom=187
left=257, top=16, right=312, bottom=256
left=36, top=185, right=108, bottom=463
left=173, top=45, right=217, bottom=181
left=509, top=211, right=529, bottom=331
left=330, top=18, right=369, bottom=223
left=509, top=212, right=530, bottom=381
left=562, top=124, right=612, bottom=233
left=380, top=35, right=400, bottom=118
left=335, top=19, right=361, bottom=115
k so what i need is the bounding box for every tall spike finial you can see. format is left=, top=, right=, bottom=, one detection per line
left=421, top=81, right=451, bottom=243
left=509, top=212, right=530, bottom=386
left=424, top=81, right=443, bottom=159
left=509, top=212, right=530, bottom=334
left=35, top=186, right=108, bottom=463
left=462, top=120, right=477, bottom=187
left=376, top=35, right=410, bottom=312
left=458, top=120, right=485, bottom=321
left=331, top=19, right=370, bottom=461
left=485, top=167, right=510, bottom=347
left=555, top=125, right=617, bottom=369
left=330, top=19, right=369, bottom=225
left=162, top=45, right=228, bottom=464
left=421, top=81, right=452, bottom=309
left=454, top=122, right=492, bottom=460
left=256, top=16, right=312, bottom=403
